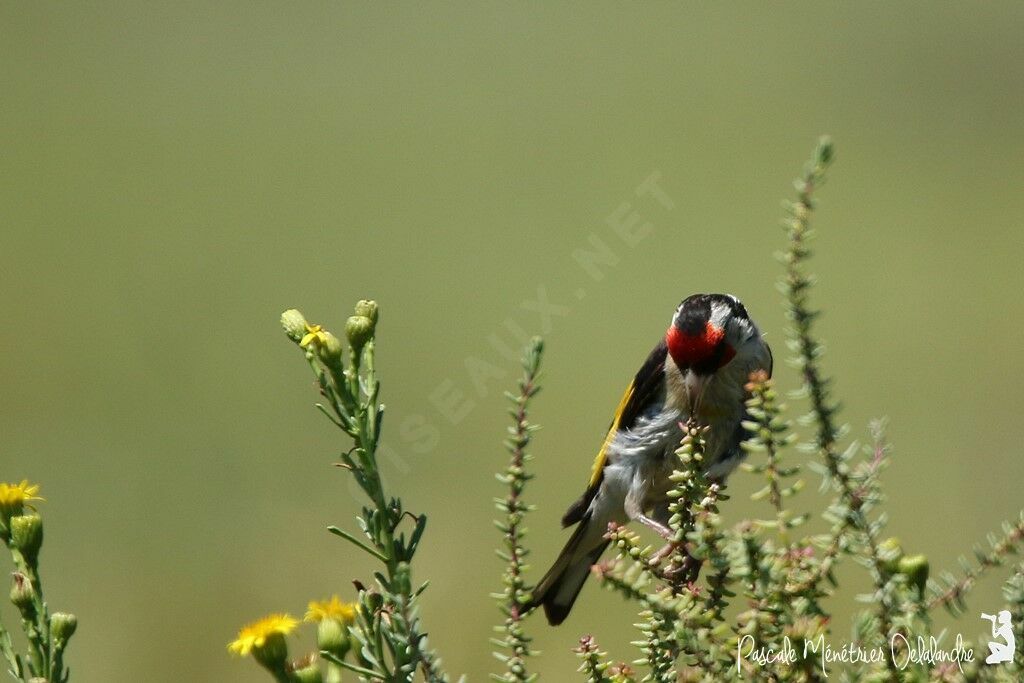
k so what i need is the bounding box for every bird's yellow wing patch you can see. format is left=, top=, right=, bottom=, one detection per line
left=587, top=381, right=634, bottom=488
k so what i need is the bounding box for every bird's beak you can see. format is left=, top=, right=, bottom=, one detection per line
left=684, top=372, right=713, bottom=415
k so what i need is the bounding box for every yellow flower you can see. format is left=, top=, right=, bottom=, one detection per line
left=305, top=595, right=357, bottom=624
left=299, top=323, right=329, bottom=349
left=227, top=613, right=298, bottom=657
left=0, top=481, right=43, bottom=512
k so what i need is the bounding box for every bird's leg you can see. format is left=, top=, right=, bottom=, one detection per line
left=624, top=494, right=702, bottom=589
left=624, top=487, right=674, bottom=539
left=645, top=501, right=678, bottom=564
left=624, top=477, right=694, bottom=576
left=636, top=514, right=674, bottom=540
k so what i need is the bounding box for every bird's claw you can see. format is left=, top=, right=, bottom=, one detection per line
left=648, top=541, right=678, bottom=566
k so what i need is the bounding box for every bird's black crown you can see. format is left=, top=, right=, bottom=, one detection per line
left=674, top=293, right=748, bottom=332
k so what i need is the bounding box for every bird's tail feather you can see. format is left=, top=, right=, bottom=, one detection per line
left=527, top=514, right=610, bottom=625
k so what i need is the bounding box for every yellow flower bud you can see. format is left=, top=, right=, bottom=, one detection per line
left=228, top=613, right=298, bottom=668
left=305, top=595, right=356, bottom=660
left=0, top=481, right=43, bottom=542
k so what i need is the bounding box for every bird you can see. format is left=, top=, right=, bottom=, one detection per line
left=528, top=293, right=772, bottom=625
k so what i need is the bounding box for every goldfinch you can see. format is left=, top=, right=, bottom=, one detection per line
left=529, top=293, right=772, bottom=625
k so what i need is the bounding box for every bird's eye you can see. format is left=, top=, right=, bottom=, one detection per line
left=717, top=342, right=737, bottom=368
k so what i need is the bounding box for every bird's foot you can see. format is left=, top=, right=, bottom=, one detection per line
left=648, top=541, right=678, bottom=566
left=647, top=541, right=702, bottom=588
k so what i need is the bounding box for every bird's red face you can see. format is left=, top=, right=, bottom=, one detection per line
left=665, top=320, right=736, bottom=375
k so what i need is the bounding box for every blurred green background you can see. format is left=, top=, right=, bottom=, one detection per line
left=3, top=3, right=1023, bottom=681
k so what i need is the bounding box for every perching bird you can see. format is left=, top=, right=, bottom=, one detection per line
left=528, top=293, right=772, bottom=625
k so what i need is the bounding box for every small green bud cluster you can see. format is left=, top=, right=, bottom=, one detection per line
left=280, top=299, right=379, bottom=367
left=279, top=300, right=381, bottom=441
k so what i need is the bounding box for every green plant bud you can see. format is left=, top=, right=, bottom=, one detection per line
left=291, top=657, right=323, bottom=683
left=252, top=631, right=290, bottom=670
left=365, top=591, right=383, bottom=613
left=10, top=514, right=43, bottom=563
left=281, top=309, right=309, bottom=343
left=393, top=562, right=412, bottom=596
left=317, top=331, right=344, bottom=366
left=317, top=617, right=350, bottom=660
left=879, top=536, right=903, bottom=575
left=345, top=315, right=374, bottom=352
left=898, top=554, right=929, bottom=594
left=10, top=571, right=34, bottom=610
left=50, top=612, right=78, bottom=641
left=816, top=136, right=834, bottom=164
left=353, top=300, right=379, bottom=325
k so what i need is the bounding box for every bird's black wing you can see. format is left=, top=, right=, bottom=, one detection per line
left=560, top=339, right=668, bottom=527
